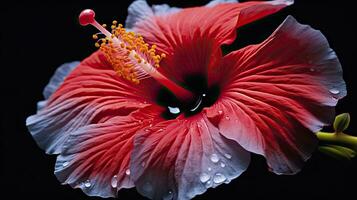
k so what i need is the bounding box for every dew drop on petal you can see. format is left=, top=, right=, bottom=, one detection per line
left=210, top=153, right=220, bottom=163
left=225, top=116, right=230, bottom=120
left=218, top=110, right=223, bottom=114
left=62, top=161, right=69, bottom=167
left=309, top=68, right=315, bottom=72
left=84, top=180, right=91, bottom=188
left=213, top=173, right=226, bottom=184
left=208, top=167, right=212, bottom=171
left=329, top=89, right=340, bottom=95
left=168, top=106, right=180, bottom=114
left=202, top=93, right=206, bottom=97
left=197, top=123, right=201, bottom=128
left=205, top=180, right=212, bottom=188
left=199, top=173, right=211, bottom=183
left=224, top=153, right=232, bottom=159
left=125, top=169, right=131, bottom=175
left=164, top=190, right=173, bottom=200
left=144, top=129, right=150, bottom=132
left=220, top=162, right=226, bottom=168
left=111, top=175, right=118, bottom=188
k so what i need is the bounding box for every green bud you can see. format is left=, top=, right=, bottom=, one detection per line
left=333, top=113, right=350, bottom=133
left=318, top=145, right=356, bottom=160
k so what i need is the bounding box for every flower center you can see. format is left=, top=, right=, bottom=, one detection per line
left=157, top=75, right=220, bottom=119
left=79, top=9, right=194, bottom=102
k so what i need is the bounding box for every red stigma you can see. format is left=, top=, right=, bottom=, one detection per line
left=79, top=9, right=95, bottom=26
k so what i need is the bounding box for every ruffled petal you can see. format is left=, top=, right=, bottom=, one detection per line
left=54, top=106, right=164, bottom=198
left=130, top=0, right=293, bottom=83
left=26, top=51, right=160, bottom=154
left=206, top=0, right=239, bottom=7
left=43, top=61, right=80, bottom=99
left=206, top=16, right=346, bottom=174
left=36, top=61, right=79, bottom=111
left=126, top=0, right=180, bottom=29
left=130, top=114, right=250, bottom=200
left=125, top=0, right=239, bottom=30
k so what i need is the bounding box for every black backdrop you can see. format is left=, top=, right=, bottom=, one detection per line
left=1, top=0, right=356, bottom=199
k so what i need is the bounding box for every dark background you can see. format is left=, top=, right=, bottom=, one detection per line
left=1, top=0, right=356, bottom=199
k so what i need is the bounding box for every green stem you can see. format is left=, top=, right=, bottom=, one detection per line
left=316, top=132, right=357, bottom=147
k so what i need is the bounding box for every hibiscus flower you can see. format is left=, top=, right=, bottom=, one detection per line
left=26, top=0, right=347, bottom=199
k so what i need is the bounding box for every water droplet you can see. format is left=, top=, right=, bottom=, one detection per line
left=197, top=123, right=201, bottom=128
left=144, top=129, right=150, bottom=132
left=205, top=180, right=212, bottom=188
left=210, top=154, right=220, bottom=163
left=309, top=68, right=315, bottom=72
left=225, top=116, right=230, bottom=120
left=218, top=110, right=223, bottom=114
left=62, top=161, right=69, bottom=167
left=125, top=169, right=131, bottom=175
left=190, top=97, right=202, bottom=112
left=208, top=167, right=212, bottom=171
left=149, top=123, right=153, bottom=127
left=111, top=175, right=118, bottom=188
left=202, top=93, right=206, bottom=97
left=224, top=153, right=232, bottom=159
left=159, top=128, right=164, bottom=132
left=168, top=106, right=180, bottom=114
left=84, top=180, right=91, bottom=188
left=199, top=173, right=210, bottom=183
left=165, top=190, right=173, bottom=200
left=220, top=162, right=226, bottom=168
left=329, top=89, right=340, bottom=95
left=213, top=173, right=226, bottom=184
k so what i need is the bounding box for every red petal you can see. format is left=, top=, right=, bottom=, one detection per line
left=26, top=51, right=161, bottom=154
left=132, top=0, right=292, bottom=83
left=130, top=114, right=250, bottom=200
left=206, top=16, right=346, bottom=174
left=54, top=106, right=164, bottom=198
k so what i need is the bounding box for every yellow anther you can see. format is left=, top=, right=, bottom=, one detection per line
left=93, top=19, right=166, bottom=85
left=102, top=24, right=107, bottom=28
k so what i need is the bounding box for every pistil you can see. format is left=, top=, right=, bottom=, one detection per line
left=79, top=9, right=194, bottom=102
